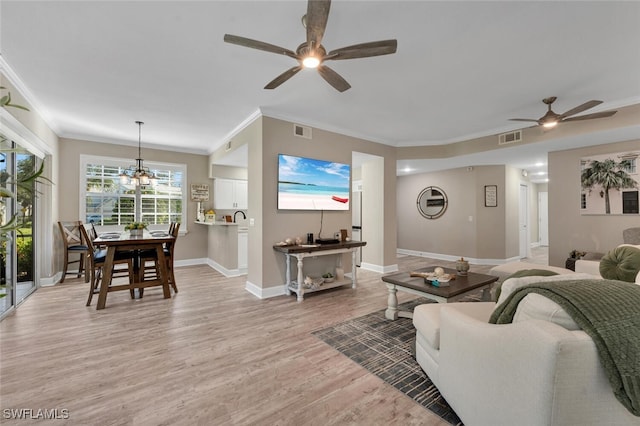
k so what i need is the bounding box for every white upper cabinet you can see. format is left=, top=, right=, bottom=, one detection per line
left=214, top=178, right=248, bottom=210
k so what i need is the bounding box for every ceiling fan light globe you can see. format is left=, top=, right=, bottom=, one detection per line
left=542, top=121, right=558, bottom=128
left=302, top=56, right=320, bottom=68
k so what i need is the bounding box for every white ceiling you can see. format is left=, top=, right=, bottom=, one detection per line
left=2, top=1, right=640, bottom=182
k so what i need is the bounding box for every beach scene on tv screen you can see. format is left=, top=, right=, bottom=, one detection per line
left=278, top=154, right=350, bottom=210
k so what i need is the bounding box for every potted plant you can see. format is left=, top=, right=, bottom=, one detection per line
left=124, top=222, right=147, bottom=237
left=1, top=87, right=50, bottom=239
left=322, top=272, right=335, bottom=283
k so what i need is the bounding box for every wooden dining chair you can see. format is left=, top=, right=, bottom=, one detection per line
left=88, top=222, right=108, bottom=249
left=58, top=221, right=89, bottom=283
left=79, top=225, right=136, bottom=306
left=138, top=222, right=180, bottom=294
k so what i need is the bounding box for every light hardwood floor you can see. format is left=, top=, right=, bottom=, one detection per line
left=0, top=253, right=545, bottom=425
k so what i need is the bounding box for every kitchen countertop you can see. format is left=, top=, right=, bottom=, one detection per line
left=195, top=221, right=248, bottom=231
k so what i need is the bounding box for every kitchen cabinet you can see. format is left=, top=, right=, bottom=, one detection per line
left=214, top=178, right=248, bottom=210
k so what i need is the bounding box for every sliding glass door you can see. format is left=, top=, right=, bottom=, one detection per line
left=1, top=137, right=38, bottom=318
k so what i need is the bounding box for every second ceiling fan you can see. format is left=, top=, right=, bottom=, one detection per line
left=224, top=0, right=397, bottom=92
left=510, top=96, right=617, bottom=129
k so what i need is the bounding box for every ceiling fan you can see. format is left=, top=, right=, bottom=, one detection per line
left=223, top=0, right=397, bottom=92
left=510, top=96, right=617, bottom=129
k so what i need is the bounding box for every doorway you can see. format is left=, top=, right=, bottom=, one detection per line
left=519, top=184, right=529, bottom=259
left=1, top=140, right=39, bottom=318
left=538, top=191, right=549, bottom=246
left=352, top=152, right=384, bottom=269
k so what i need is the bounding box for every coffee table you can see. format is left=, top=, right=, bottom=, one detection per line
left=381, top=266, right=498, bottom=320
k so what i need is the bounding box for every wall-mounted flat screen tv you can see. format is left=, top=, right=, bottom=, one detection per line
left=278, top=154, right=350, bottom=211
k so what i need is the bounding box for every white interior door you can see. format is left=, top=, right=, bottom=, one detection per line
left=538, top=191, right=549, bottom=246
left=519, top=184, right=529, bottom=258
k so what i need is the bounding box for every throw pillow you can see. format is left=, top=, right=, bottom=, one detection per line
left=599, top=245, right=640, bottom=283
left=495, top=269, right=559, bottom=301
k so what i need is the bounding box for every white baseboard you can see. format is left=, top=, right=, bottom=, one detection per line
left=360, top=262, right=399, bottom=274
left=245, top=280, right=286, bottom=299
left=40, top=273, right=61, bottom=287
left=205, top=259, right=245, bottom=277
left=396, top=248, right=518, bottom=266
left=175, top=258, right=208, bottom=267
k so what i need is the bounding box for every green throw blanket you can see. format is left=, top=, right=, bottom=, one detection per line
left=489, top=279, right=640, bottom=417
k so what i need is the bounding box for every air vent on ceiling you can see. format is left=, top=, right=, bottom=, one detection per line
left=293, top=124, right=312, bottom=139
left=498, top=130, right=522, bottom=145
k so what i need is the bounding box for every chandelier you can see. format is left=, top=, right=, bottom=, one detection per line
left=119, top=121, right=157, bottom=186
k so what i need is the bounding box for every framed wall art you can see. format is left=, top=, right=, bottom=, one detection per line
left=580, top=151, right=639, bottom=215
left=484, top=185, right=497, bottom=207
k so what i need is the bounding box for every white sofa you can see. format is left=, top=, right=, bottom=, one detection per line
left=413, top=273, right=639, bottom=426
left=576, top=244, right=640, bottom=283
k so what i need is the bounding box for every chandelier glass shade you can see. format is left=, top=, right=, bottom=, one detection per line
left=119, top=121, right=157, bottom=187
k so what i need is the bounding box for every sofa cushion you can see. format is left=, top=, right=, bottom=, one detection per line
left=413, top=304, right=442, bottom=349
left=489, top=261, right=573, bottom=282
left=513, top=293, right=580, bottom=330
left=496, top=273, right=596, bottom=331
left=496, top=273, right=596, bottom=306
left=496, top=269, right=559, bottom=301
left=599, top=245, right=640, bottom=282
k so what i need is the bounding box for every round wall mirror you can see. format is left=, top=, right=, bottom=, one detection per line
left=417, top=186, right=448, bottom=219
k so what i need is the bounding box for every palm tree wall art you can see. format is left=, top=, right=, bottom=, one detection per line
left=581, top=152, right=639, bottom=215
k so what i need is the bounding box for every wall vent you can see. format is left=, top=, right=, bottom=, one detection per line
left=498, top=130, right=522, bottom=145
left=293, top=124, right=312, bottom=139
left=225, top=141, right=232, bottom=151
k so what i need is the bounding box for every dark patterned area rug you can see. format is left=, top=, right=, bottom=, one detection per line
left=312, top=298, right=464, bottom=425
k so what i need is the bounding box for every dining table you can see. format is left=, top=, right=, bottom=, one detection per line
left=93, top=230, right=175, bottom=310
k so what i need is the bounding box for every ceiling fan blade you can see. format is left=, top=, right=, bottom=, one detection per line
left=306, top=0, right=331, bottom=49
left=509, top=118, right=539, bottom=123
left=562, top=110, right=617, bottom=122
left=560, top=100, right=602, bottom=118
left=224, top=34, right=297, bottom=59
left=264, top=66, right=303, bottom=89
left=317, top=65, right=351, bottom=92
left=326, top=40, right=398, bottom=60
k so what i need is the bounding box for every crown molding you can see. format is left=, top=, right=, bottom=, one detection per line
left=210, top=109, right=262, bottom=155
left=0, top=55, right=61, bottom=135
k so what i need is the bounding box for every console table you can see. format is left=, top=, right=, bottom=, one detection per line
left=273, top=241, right=367, bottom=301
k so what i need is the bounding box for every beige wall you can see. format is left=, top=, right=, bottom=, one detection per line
left=548, top=138, right=640, bottom=267
left=58, top=137, right=209, bottom=262
left=207, top=225, right=238, bottom=270
left=252, top=116, right=397, bottom=293
left=396, top=164, right=545, bottom=262
left=396, top=165, right=521, bottom=261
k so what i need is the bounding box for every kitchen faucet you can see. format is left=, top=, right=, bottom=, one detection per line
left=233, top=210, right=246, bottom=223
